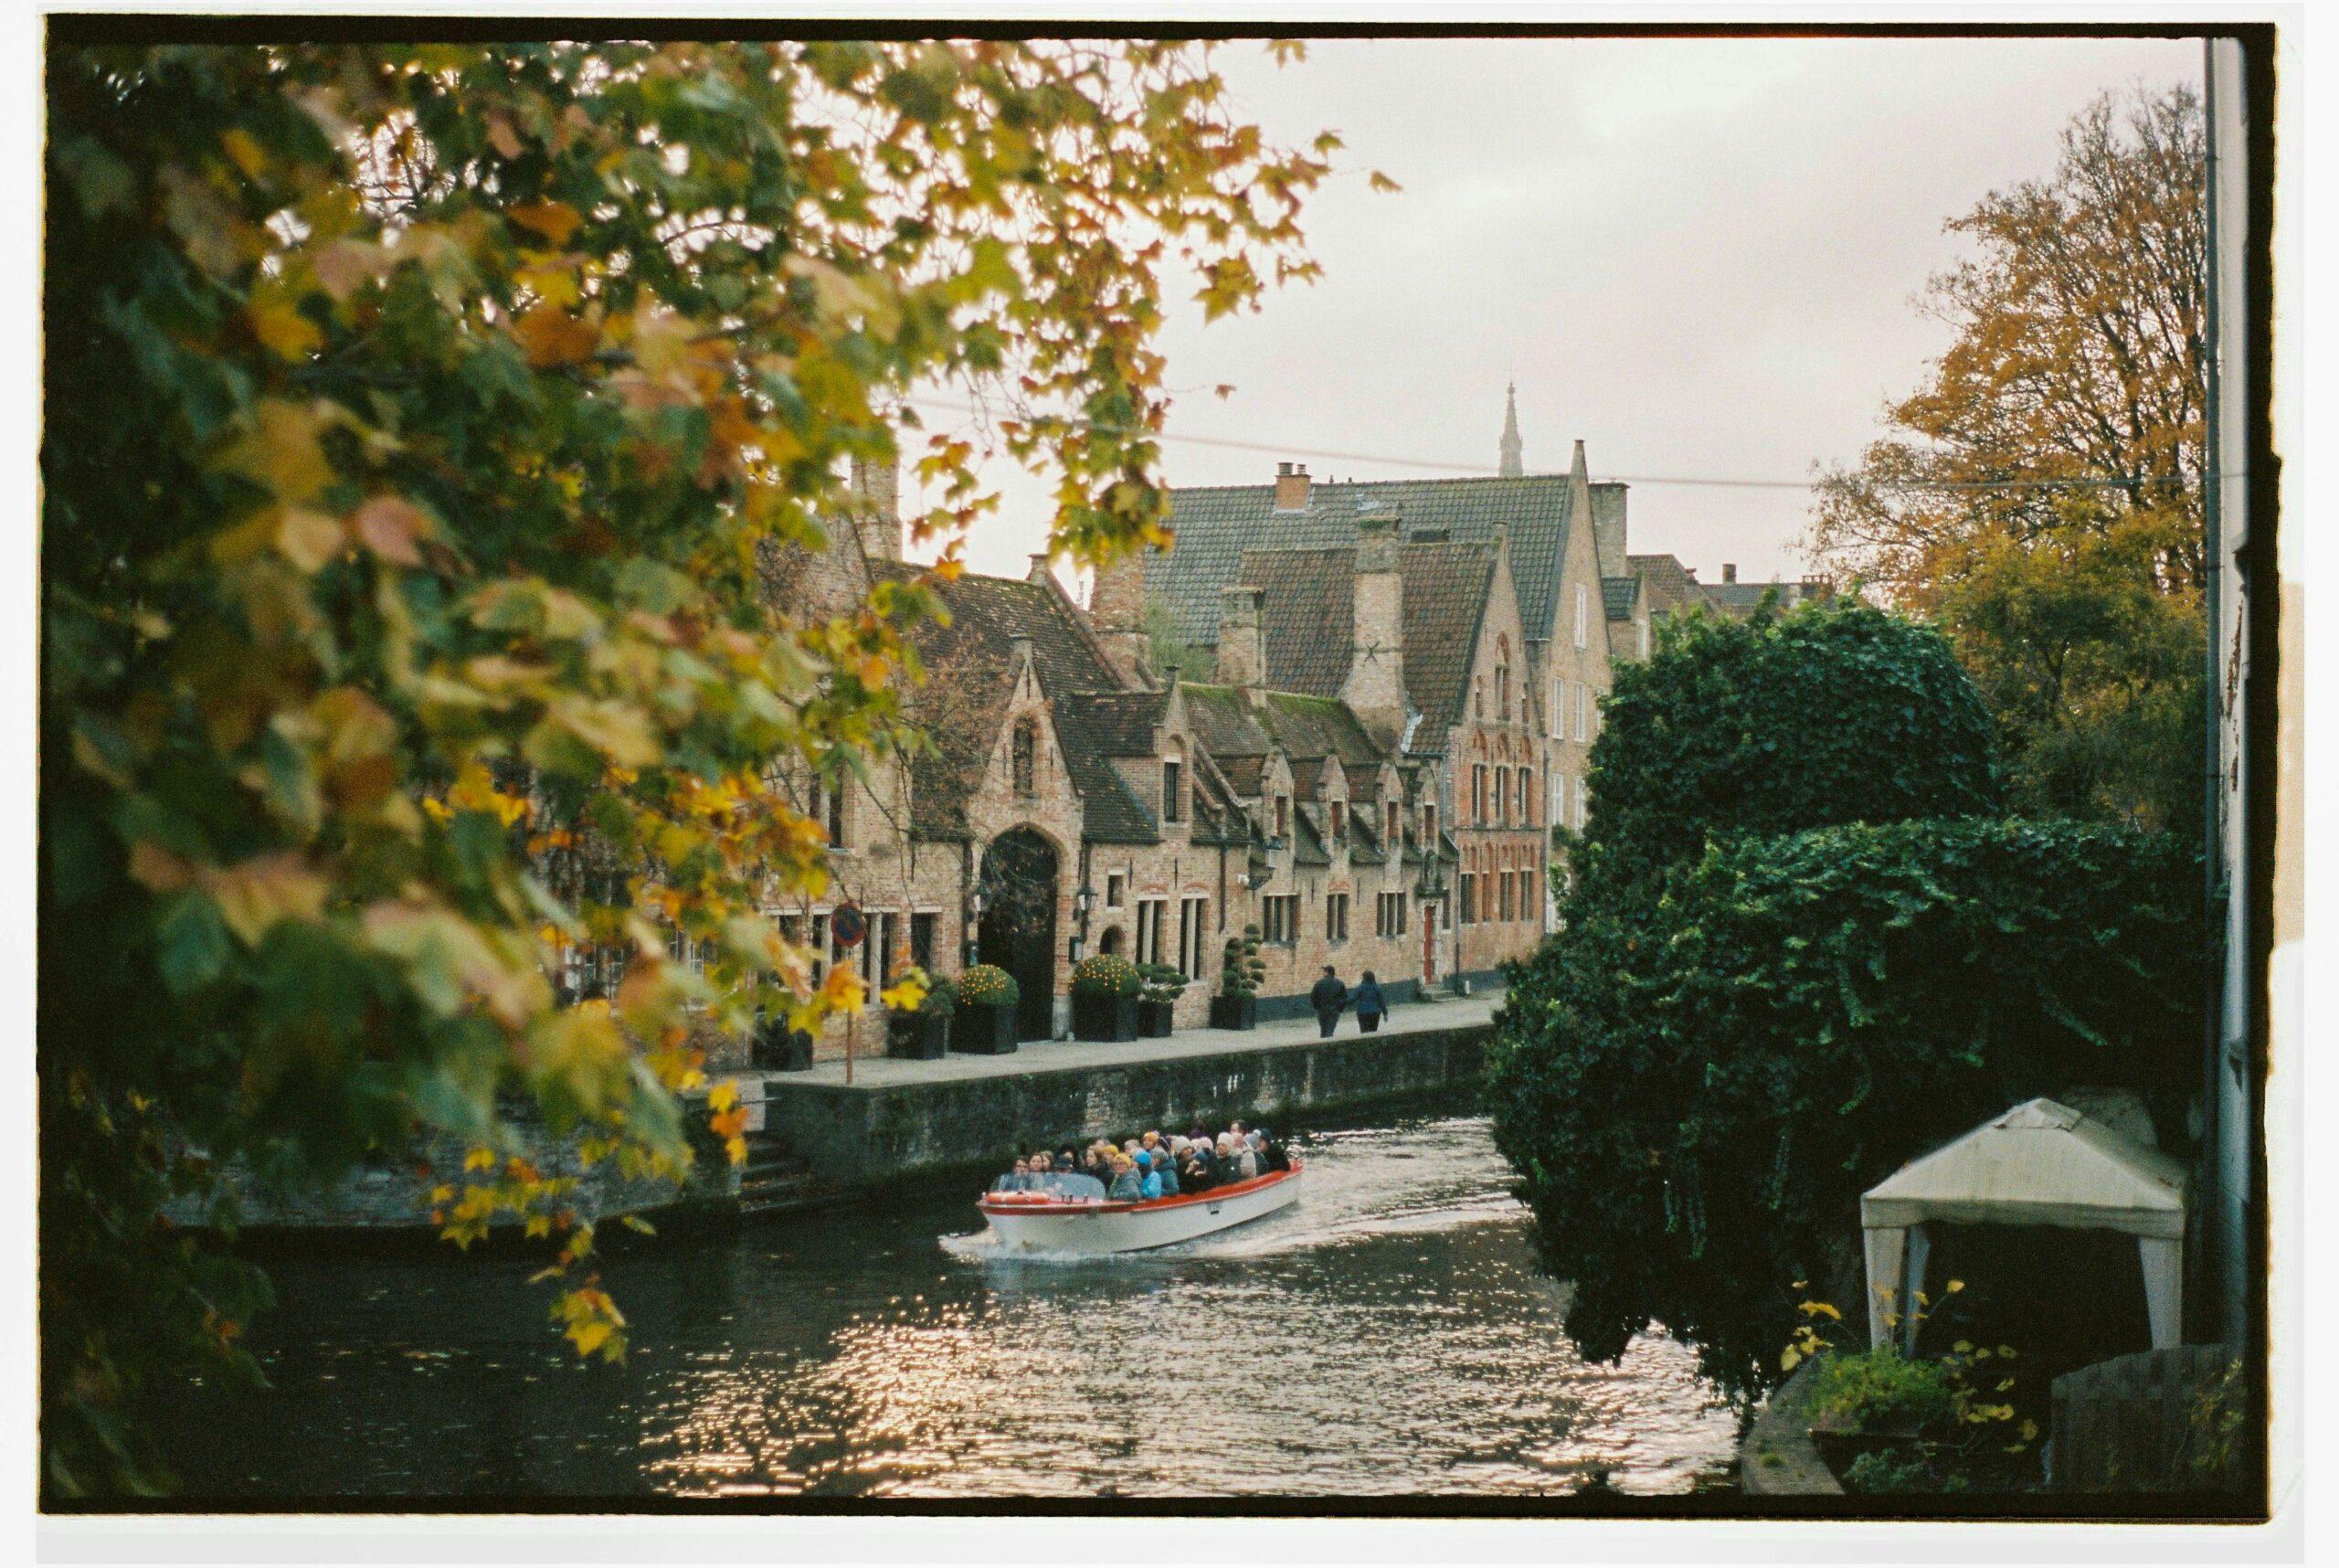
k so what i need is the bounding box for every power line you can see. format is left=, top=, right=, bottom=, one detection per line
left=903, top=394, right=2187, bottom=495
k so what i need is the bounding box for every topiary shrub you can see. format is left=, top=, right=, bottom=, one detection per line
left=957, top=964, right=1019, bottom=1009
left=1069, top=954, right=1142, bottom=1000
left=1584, top=599, right=2005, bottom=891
left=1220, top=925, right=1265, bottom=998
left=1137, top=963, right=1189, bottom=1004
left=909, top=975, right=958, bottom=1018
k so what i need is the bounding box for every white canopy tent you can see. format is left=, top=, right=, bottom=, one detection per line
left=1859, top=1098, right=2192, bottom=1352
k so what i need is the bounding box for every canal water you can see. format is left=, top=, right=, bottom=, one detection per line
left=155, top=1112, right=1740, bottom=1500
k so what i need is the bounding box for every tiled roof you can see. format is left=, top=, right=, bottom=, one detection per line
left=1603, top=575, right=1641, bottom=621
left=1626, top=553, right=1710, bottom=618
left=1257, top=690, right=1387, bottom=768
left=1237, top=546, right=1355, bottom=696
left=1054, top=690, right=1166, bottom=758
left=881, top=563, right=1157, bottom=842
left=1393, top=541, right=1496, bottom=736
left=1159, top=473, right=1603, bottom=652
left=1704, top=578, right=1833, bottom=619
left=1052, top=691, right=1171, bottom=843
left=1180, top=683, right=1274, bottom=769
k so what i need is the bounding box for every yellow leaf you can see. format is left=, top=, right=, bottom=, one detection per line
left=1997, top=1345, right=2016, bottom=1359
left=524, top=1213, right=551, bottom=1238
left=464, top=1147, right=495, bottom=1172
left=1368, top=169, right=1402, bottom=194
left=274, top=507, right=347, bottom=573
left=220, top=128, right=268, bottom=180
left=1945, top=1278, right=1965, bottom=1293
left=514, top=302, right=599, bottom=367
left=1780, top=1346, right=1801, bottom=1372
left=708, top=1081, right=738, bottom=1113
left=249, top=294, right=323, bottom=361
left=508, top=200, right=583, bottom=247
left=568, top=1319, right=611, bottom=1358
left=353, top=494, right=435, bottom=567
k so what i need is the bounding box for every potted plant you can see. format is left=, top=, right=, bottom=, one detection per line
left=1069, top=954, right=1142, bottom=1042
left=950, top=965, right=1020, bottom=1054
left=885, top=974, right=956, bottom=1061
left=751, top=1010, right=816, bottom=1071
left=1136, top=964, right=1186, bottom=1037
left=1210, top=925, right=1265, bottom=1030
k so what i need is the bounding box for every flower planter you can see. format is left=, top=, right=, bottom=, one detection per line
left=753, top=1023, right=815, bottom=1073
left=949, top=1002, right=1018, bottom=1055
left=1072, top=993, right=1139, bottom=1043
left=1808, top=1425, right=1929, bottom=1486
left=1135, top=1000, right=1177, bottom=1037
left=1209, top=995, right=1257, bottom=1031
left=886, top=1012, right=951, bottom=1061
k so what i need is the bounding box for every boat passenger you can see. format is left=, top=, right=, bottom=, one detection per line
left=1180, top=1143, right=1215, bottom=1194
left=1256, top=1129, right=1290, bottom=1173
left=1082, top=1147, right=1110, bottom=1184
left=1221, top=1133, right=1258, bottom=1181
left=1154, top=1147, right=1180, bottom=1196
left=1107, top=1156, right=1142, bottom=1202
left=1054, top=1150, right=1076, bottom=1174
left=1135, top=1150, right=1163, bottom=1201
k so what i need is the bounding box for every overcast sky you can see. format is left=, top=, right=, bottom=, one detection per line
left=902, top=33, right=2202, bottom=593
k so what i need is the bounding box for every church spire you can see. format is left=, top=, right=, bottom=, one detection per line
left=1498, top=382, right=1524, bottom=477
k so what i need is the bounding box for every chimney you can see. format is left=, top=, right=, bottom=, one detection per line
left=848, top=453, right=901, bottom=562
left=1217, top=585, right=1266, bottom=699
left=1722, top=563, right=1738, bottom=584
left=1087, top=544, right=1153, bottom=690
left=1340, top=497, right=1407, bottom=746
left=1274, top=461, right=1312, bottom=513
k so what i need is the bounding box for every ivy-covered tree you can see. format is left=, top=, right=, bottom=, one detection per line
left=1487, top=600, right=2202, bottom=1403
left=1581, top=599, right=2004, bottom=888
left=42, top=37, right=1349, bottom=1495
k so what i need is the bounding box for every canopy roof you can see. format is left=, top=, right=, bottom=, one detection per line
left=1859, top=1098, right=2191, bottom=1240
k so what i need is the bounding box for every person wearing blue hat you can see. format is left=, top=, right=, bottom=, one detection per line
left=1134, top=1148, right=1163, bottom=1201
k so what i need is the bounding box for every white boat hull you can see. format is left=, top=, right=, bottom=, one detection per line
left=978, top=1164, right=1302, bottom=1255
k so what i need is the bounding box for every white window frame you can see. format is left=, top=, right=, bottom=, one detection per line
left=1574, top=584, right=1588, bottom=648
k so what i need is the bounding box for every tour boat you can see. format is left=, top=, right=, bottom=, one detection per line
left=976, top=1163, right=1304, bottom=1255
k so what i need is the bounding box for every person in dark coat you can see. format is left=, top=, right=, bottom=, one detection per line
left=1353, top=970, right=1387, bottom=1033
left=1180, top=1143, right=1215, bottom=1194
left=1309, top=965, right=1349, bottom=1038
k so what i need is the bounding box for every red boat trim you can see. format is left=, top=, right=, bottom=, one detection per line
left=978, top=1160, right=1303, bottom=1217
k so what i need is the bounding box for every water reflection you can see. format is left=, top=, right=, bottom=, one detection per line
left=155, top=1116, right=1738, bottom=1499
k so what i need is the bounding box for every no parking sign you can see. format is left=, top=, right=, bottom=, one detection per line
left=831, top=902, right=866, bottom=949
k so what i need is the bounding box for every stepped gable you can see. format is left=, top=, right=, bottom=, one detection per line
left=1159, top=472, right=1615, bottom=652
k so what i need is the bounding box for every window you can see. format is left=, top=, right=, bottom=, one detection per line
left=1552, top=772, right=1566, bottom=827
left=1497, top=662, right=1510, bottom=722
left=1638, top=617, right=1650, bottom=659
left=1574, top=775, right=1587, bottom=832
left=1387, top=800, right=1401, bottom=845
left=1495, top=769, right=1509, bottom=826
left=1376, top=891, right=1409, bottom=938
left=1106, top=873, right=1126, bottom=909
left=1329, top=800, right=1345, bottom=841
left=911, top=912, right=937, bottom=972
left=1577, top=682, right=1591, bottom=743
left=1423, top=803, right=1437, bottom=846
left=1163, top=744, right=1183, bottom=823
left=1262, top=895, right=1300, bottom=945
left=1275, top=795, right=1289, bottom=839
left=1519, top=768, right=1535, bottom=827
left=876, top=911, right=899, bottom=988
left=1011, top=719, right=1036, bottom=796
left=1574, top=584, right=1588, bottom=648
left=810, top=913, right=828, bottom=980
left=1137, top=898, right=1167, bottom=965
left=1475, top=676, right=1485, bottom=720
left=1178, top=896, right=1207, bottom=980
left=809, top=775, right=847, bottom=848
left=1459, top=874, right=1476, bottom=926
left=1326, top=892, right=1349, bottom=943
left=1471, top=766, right=1487, bottom=823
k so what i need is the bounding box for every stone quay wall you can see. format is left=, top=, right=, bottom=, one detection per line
left=759, top=1020, right=1491, bottom=1188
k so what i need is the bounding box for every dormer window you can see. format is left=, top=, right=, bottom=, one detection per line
left=1011, top=719, right=1037, bottom=796
left=1387, top=800, right=1400, bottom=844
left=1329, top=800, right=1345, bottom=841
left=1496, top=638, right=1511, bottom=722
left=1275, top=794, right=1289, bottom=839
left=1162, top=740, right=1183, bottom=823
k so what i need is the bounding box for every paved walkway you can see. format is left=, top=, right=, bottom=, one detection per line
left=766, top=990, right=1505, bottom=1093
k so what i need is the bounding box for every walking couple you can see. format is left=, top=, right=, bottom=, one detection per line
left=1308, top=965, right=1387, bottom=1038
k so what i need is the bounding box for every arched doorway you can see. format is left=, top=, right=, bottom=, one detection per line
left=977, top=826, right=1059, bottom=1041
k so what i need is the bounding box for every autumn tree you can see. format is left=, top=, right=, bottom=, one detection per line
left=41, top=37, right=1343, bottom=1495
left=1808, top=83, right=2207, bottom=832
